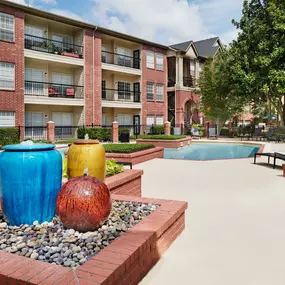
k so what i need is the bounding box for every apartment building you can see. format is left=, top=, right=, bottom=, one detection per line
left=167, top=37, right=223, bottom=133
left=0, top=1, right=168, bottom=138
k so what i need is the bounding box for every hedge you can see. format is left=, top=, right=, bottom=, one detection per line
left=138, top=135, right=186, bottom=140
left=149, top=125, right=164, bottom=135
left=103, top=143, right=154, bottom=153
left=77, top=127, right=111, bottom=142
left=0, top=127, right=20, bottom=147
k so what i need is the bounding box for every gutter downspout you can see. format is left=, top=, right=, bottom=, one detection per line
left=92, top=27, right=98, bottom=125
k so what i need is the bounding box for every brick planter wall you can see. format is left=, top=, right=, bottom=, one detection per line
left=106, top=146, right=164, bottom=165
left=0, top=195, right=188, bottom=285
left=105, top=169, right=143, bottom=197
left=136, top=137, right=192, bottom=148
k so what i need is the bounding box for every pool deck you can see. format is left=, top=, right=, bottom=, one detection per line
left=135, top=141, right=285, bottom=285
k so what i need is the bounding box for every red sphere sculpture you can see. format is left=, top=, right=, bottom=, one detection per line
left=56, top=176, right=112, bottom=232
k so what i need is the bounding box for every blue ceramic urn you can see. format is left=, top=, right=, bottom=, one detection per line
left=0, top=141, right=62, bottom=225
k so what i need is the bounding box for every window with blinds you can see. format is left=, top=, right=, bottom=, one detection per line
left=156, top=115, right=164, bottom=125
left=146, top=115, right=154, bottom=126
left=0, top=111, right=15, bottom=127
left=118, top=81, right=131, bottom=100
left=147, top=82, right=154, bottom=101
left=147, top=51, right=154, bottom=69
left=0, top=62, right=15, bottom=90
left=156, top=84, right=164, bottom=101
left=0, top=12, right=14, bottom=42
left=52, top=33, right=72, bottom=49
left=156, top=53, right=164, bottom=70
left=25, top=69, right=44, bottom=95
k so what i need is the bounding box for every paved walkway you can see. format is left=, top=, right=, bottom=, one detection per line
left=135, top=142, right=285, bottom=285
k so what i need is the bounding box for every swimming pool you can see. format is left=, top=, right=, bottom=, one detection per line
left=164, top=143, right=260, bottom=161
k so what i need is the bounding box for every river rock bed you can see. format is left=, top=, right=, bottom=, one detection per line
left=0, top=200, right=158, bottom=268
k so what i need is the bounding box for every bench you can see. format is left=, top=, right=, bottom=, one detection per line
left=254, top=152, right=285, bottom=169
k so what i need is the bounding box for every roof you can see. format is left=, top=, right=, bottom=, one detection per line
left=194, top=37, right=221, bottom=58
left=169, top=40, right=193, bottom=52
left=169, top=37, right=223, bottom=58
left=1, top=0, right=169, bottom=49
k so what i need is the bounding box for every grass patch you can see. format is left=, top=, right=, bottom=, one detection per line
left=55, top=139, right=77, bottom=144
left=138, top=135, right=186, bottom=140
left=103, top=143, right=155, bottom=153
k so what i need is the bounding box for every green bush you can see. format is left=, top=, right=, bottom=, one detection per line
left=138, top=135, right=186, bottom=140
left=103, top=143, right=154, bottom=153
left=0, top=127, right=20, bottom=147
left=149, top=125, right=164, bottom=135
left=77, top=127, right=111, bottom=141
left=106, top=159, right=124, bottom=177
left=119, top=128, right=130, bottom=135
left=192, top=124, right=205, bottom=137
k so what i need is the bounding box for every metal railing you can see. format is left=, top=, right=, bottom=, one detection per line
left=183, top=76, right=195, bottom=88
left=55, top=126, right=79, bottom=140
left=102, top=88, right=140, bottom=102
left=23, top=126, right=48, bottom=141
left=102, top=51, right=140, bottom=69
left=24, top=81, right=84, bottom=99
left=24, top=34, right=83, bottom=58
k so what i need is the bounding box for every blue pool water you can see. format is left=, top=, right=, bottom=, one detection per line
left=164, top=143, right=260, bottom=161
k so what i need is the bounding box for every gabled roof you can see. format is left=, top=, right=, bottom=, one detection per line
left=169, top=40, right=193, bottom=52
left=194, top=37, right=222, bottom=58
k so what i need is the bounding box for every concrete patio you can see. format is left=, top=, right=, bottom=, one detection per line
left=136, top=142, right=285, bottom=285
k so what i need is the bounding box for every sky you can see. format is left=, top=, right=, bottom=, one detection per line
left=9, top=0, right=243, bottom=45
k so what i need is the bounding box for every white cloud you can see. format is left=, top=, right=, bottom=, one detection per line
left=220, top=28, right=240, bottom=45
left=90, top=0, right=242, bottom=45
left=8, top=0, right=28, bottom=5
left=49, top=9, right=84, bottom=22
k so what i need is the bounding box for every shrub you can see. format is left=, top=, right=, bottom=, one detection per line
left=103, top=143, right=155, bottom=153
left=138, top=135, right=186, bottom=140
left=149, top=125, right=164, bottom=135
left=192, top=124, right=205, bottom=137
left=119, top=128, right=130, bottom=135
left=0, top=127, right=20, bottom=148
left=77, top=127, right=111, bottom=142
left=106, top=159, right=124, bottom=177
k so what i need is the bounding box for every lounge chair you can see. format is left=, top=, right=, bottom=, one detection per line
left=254, top=152, right=285, bottom=169
left=251, top=128, right=263, bottom=141
left=262, top=128, right=275, bottom=141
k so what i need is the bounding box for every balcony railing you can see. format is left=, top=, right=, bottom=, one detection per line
left=102, top=51, right=140, bottom=69
left=102, top=88, right=140, bottom=103
left=24, top=81, right=84, bottom=99
left=183, top=76, right=195, bottom=88
left=24, top=34, right=83, bottom=59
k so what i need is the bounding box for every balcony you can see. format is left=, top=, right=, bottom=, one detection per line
left=102, top=88, right=140, bottom=102
left=24, top=34, right=83, bottom=59
left=183, top=76, right=195, bottom=88
left=24, top=81, right=84, bottom=106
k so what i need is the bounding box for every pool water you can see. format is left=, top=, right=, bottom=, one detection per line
left=164, top=143, right=260, bottom=161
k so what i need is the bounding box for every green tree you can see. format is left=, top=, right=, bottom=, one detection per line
left=198, top=50, right=245, bottom=134
left=231, top=0, right=285, bottom=125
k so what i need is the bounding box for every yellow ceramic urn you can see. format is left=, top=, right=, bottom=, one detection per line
left=67, top=139, right=106, bottom=182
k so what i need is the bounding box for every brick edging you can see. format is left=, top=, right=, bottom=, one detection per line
left=136, top=137, right=191, bottom=149
left=0, top=195, right=188, bottom=285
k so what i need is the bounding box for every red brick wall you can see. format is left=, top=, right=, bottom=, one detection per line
left=0, top=6, right=25, bottom=126
left=175, top=90, right=200, bottom=125
left=84, top=30, right=102, bottom=125
left=141, top=45, right=168, bottom=125
left=84, top=29, right=94, bottom=125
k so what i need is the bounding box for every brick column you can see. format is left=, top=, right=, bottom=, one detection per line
left=112, top=121, right=119, bottom=143
left=164, top=121, right=171, bottom=136
left=47, top=121, right=55, bottom=143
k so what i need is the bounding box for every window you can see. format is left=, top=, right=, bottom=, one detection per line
left=0, top=62, right=15, bottom=90
left=52, top=112, right=73, bottom=135
left=146, top=82, right=154, bottom=100
left=118, top=81, right=131, bottom=100
left=101, top=45, right=107, bottom=63
left=116, top=47, right=131, bottom=67
left=52, top=73, right=73, bottom=85
left=24, top=25, right=44, bottom=38
left=156, top=84, right=164, bottom=101
left=52, top=33, right=72, bottom=50
left=117, top=114, right=132, bottom=127
left=0, top=12, right=14, bottom=42
left=25, top=69, right=44, bottom=95
left=25, top=112, right=45, bottom=138
left=156, top=115, right=164, bottom=126
left=156, top=53, right=163, bottom=70
left=0, top=111, right=15, bottom=127
left=190, top=59, right=195, bottom=76
left=146, top=115, right=154, bottom=126
left=146, top=51, right=154, bottom=69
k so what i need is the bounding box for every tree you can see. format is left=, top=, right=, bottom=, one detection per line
left=231, top=0, right=285, bottom=125
left=197, top=50, right=245, bottom=134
